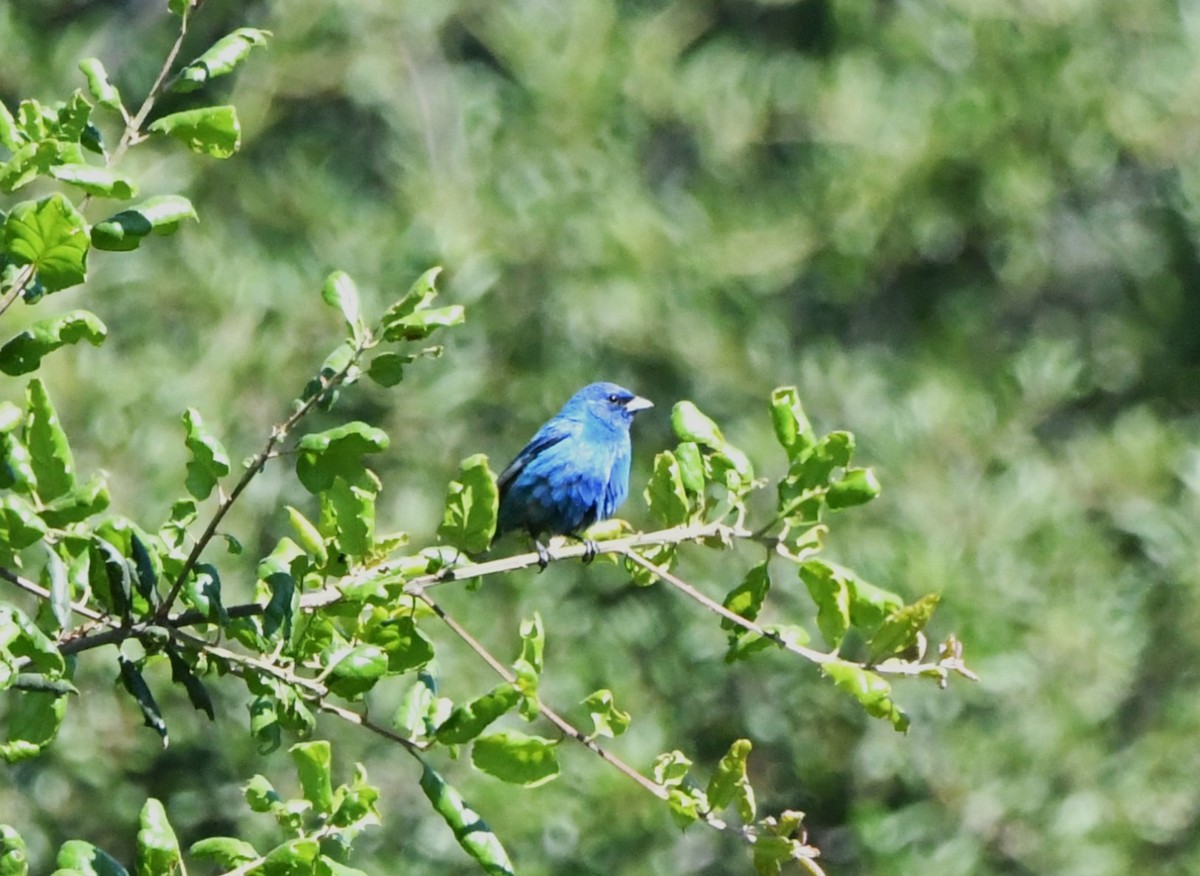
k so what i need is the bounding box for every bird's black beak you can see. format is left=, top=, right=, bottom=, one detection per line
left=625, top=395, right=653, bottom=414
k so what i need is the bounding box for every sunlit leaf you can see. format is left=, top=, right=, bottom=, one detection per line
left=181, top=408, right=229, bottom=500
left=0, top=310, right=107, bottom=376
left=78, top=58, right=123, bottom=110
left=134, top=796, right=178, bottom=873
left=706, top=738, right=755, bottom=822
left=472, top=731, right=560, bottom=787
left=173, top=28, right=272, bottom=93
left=583, top=689, right=631, bottom=738
left=418, top=762, right=516, bottom=876
left=823, top=660, right=909, bottom=732
left=147, top=106, right=241, bottom=158
left=2, top=195, right=88, bottom=291
left=290, top=741, right=334, bottom=814
left=49, top=164, right=135, bottom=199
left=437, top=453, right=498, bottom=555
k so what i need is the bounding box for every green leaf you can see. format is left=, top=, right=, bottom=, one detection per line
left=769, top=386, right=816, bottom=461
left=49, top=164, right=136, bottom=199
left=651, top=750, right=692, bottom=786
left=147, top=106, right=241, bottom=158
left=327, top=645, right=388, bottom=698
left=666, top=786, right=704, bottom=829
left=165, top=647, right=214, bottom=720
left=243, top=775, right=281, bottom=813
left=674, top=441, right=705, bottom=494
left=134, top=799, right=180, bottom=876
left=55, top=840, right=128, bottom=876
left=798, top=560, right=851, bottom=649
left=290, top=741, right=334, bottom=814
left=844, top=569, right=904, bottom=630
left=0, top=101, right=22, bottom=151
left=321, top=270, right=364, bottom=343
left=583, top=689, right=631, bottom=738
left=721, top=562, right=770, bottom=628
left=286, top=505, right=328, bottom=566
left=0, top=689, right=67, bottom=764
left=868, top=593, right=941, bottom=662
left=261, top=570, right=296, bottom=640
left=16, top=100, right=48, bottom=141
left=91, top=196, right=197, bottom=252
left=54, top=91, right=92, bottom=142
left=129, top=533, right=159, bottom=606
left=0, top=825, right=27, bottom=876
left=3, top=195, right=88, bottom=292
left=168, top=0, right=190, bottom=15
left=118, top=657, right=168, bottom=747
left=43, top=546, right=71, bottom=631
left=472, top=731, right=560, bottom=787
left=395, top=673, right=440, bottom=739
left=319, top=476, right=377, bottom=561
left=182, top=562, right=227, bottom=625
left=644, top=450, right=689, bottom=526
left=823, top=660, right=910, bottom=732
left=516, top=612, right=544, bottom=676
left=706, top=738, right=756, bottom=822
left=173, top=28, right=272, bottom=93
left=181, top=408, right=229, bottom=500
left=296, top=422, right=389, bottom=493
left=0, top=495, right=47, bottom=553
left=826, top=466, right=881, bottom=509
left=0, top=604, right=66, bottom=677
left=435, top=683, right=521, bottom=744
left=671, top=401, right=724, bottom=446
left=261, top=839, right=320, bottom=873
left=382, top=267, right=442, bottom=323
left=329, top=761, right=381, bottom=831
left=368, top=615, right=434, bottom=673
left=25, top=378, right=75, bottom=502
left=92, top=537, right=131, bottom=619
left=418, top=763, right=516, bottom=876
left=0, top=310, right=107, bottom=376
left=382, top=305, right=465, bottom=342
left=188, top=838, right=258, bottom=869
left=366, top=351, right=407, bottom=387
left=78, top=59, right=123, bottom=110
left=437, top=453, right=498, bottom=554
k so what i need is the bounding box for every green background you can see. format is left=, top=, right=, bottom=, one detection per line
left=2, top=0, right=1199, bottom=873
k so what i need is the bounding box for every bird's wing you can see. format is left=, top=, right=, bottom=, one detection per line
left=496, top=417, right=579, bottom=498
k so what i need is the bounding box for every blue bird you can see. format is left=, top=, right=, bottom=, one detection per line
left=495, top=382, right=653, bottom=566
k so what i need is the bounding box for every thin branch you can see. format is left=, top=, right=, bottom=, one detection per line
left=0, top=264, right=37, bottom=320
left=417, top=592, right=669, bottom=801
left=301, top=520, right=747, bottom=611
left=620, top=547, right=838, bottom=666
left=0, top=566, right=104, bottom=621
left=418, top=590, right=824, bottom=868
left=107, top=4, right=193, bottom=169
left=156, top=335, right=372, bottom=622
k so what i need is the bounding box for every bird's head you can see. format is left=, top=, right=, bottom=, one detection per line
left=566, top=382, right=654, bottom=430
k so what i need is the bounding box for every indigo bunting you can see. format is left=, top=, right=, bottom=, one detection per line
left=496, top=382, right=653, bottom=564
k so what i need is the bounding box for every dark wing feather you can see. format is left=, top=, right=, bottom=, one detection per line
left=496, top=419, right=576, bottom=500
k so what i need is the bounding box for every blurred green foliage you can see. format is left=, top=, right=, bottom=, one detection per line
left=2, top=0, right=1199, bottom=874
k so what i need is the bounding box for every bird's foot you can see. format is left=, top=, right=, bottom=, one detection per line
left=581, top=539, right=598, bottom=564
left=535, top=540, right=551, bottom=572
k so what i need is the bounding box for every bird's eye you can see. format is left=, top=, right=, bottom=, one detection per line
left=608, top=393, right=621, bottom=404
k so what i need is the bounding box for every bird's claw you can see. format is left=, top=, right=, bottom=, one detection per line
left=581, top=539, right=598, bottom=564
left=535, top=540, right=550, bottom=572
